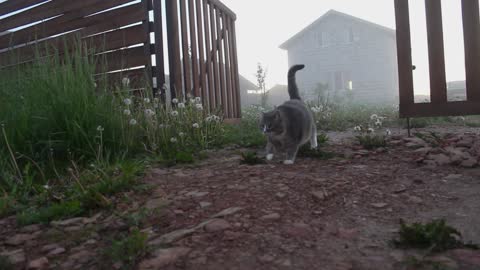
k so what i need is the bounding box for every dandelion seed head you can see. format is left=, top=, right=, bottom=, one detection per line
left=123, top=98, right=132, bottom=106
left=170, top=137, right=178, bottom=143
left=192, top=123, right=200, bottom=128
left=123, top=109, right=131, bottom=116
left=196, top=104, right=203, bottom=110
left=96, top=125, right=104, bottom=132
left=172, top=98, right=179, bottom=104
left=178, top=103, right=186, bottom=109
left=122, top=77, right=130, bottom=87
left=171, top=111, right=179, bottom=117
left=179, top=132, right=185, bottom=137
left=129, top=119, right=137, bottom=126
left=370, top=114, right=379, bottom=120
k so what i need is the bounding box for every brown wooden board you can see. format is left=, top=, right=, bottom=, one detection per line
left=179, top=0, right=192, bottom=98
left=0, top=0, right=48, bottom=17
left=394, top=0, right=415, bottom=118
left=152, top=0, right=166, bottom=101
left=209, top=4, right=220, bottom=107
left=215, top=9, right=226, bottom=115
left=462, top=0, right=480, bottom=102
left=96, top=46, right=147, bottom=73
left=0, top=2, right=144, bottom=50
left=223, top=15, right=232, bottom=119
left=166, top=0, right=183, bottom=100
left=425, top=0, right=447, bottom=104
left=230, top=18, right=241, bottom=118
left=203, top=0, right=214, bottom=111
left=402, top=101, right=480, bottom=118
left=196, top=0, right=207, bottom=106
left=188, top=0, right=200, bottom=98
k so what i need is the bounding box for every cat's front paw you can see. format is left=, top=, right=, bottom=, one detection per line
left=283, top=160, right=294, bottom=165
left=266, top=154, right=274, bottom=161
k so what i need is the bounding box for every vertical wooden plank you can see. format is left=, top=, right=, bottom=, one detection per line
left=203, top=0, right=214, bottom=112
left=166, top=0, right=183, bottom=100
left=215, top=8, right=226, bottom=115
left=222, top=13, right=232, bottom=119
left=227, top=18, right=238, bottom=118
left=230, top=17, right=241, bottom=118
left=425, top=0, right=447, bottom=103
left=152, top=0, right=166, bottom=101
left=188, top=0, right=200, bottom=98
left=462, top=0, right=480, bottom=101
left=179, top=0, right=192, bottom=98
left=209, top=4, right=220, bottom=107
left=394, top=0, right=415, bottom=118
left=196, top=0, right=207, bottom=106
left=141, top=0, right=154, bottom=94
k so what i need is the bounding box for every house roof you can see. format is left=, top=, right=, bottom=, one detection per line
left=268, top=84, right=287, bottom=93
left=239, top=74, right=259, bottom=91
left=279, top=9, right=395, bottom=50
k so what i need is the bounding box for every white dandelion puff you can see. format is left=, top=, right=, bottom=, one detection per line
left=179, top=132, right=185, bottom=137
left=367, top=127, right=375, bottom=133
left=192, top=123, right=200, bottom=129
left=172, top=98, right=179, bottom=104
left=195, top=97, right=202, bottom=103
left=123, top=98, right=132, bottom=106
left=145, top=109, right=155, bottom=116
left=129, top=119, right=137, bottom=126
left=123, top=109, right=131, bottom=116
left=354, top=126, right=362, bottom=132
left=170, top=137, right=178, bottom=143
left=385, top=129, right=392, bottom=136
left=370, top=114, right=379, bottom=120
left=178, top=103, right=186, bottom=109
left=144, top=98, right=151, bottom=104
left=171, top=111, right=179, bottom=117
left=195, top=104, right=203, bottom=110
left=96, top=125, right=104, bottom=132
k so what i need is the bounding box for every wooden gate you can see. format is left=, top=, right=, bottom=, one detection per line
left=0, top=0, right=241, bottom=119
left=394, top=0, right=480, bottom=118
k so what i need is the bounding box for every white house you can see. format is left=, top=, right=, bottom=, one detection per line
left=280, top=10, right=399, bottom=104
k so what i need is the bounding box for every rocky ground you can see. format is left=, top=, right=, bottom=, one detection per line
left=1, top=126, right=480, bottom=270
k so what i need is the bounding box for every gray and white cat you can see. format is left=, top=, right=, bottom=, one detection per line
left=260, top=64, right=317, bottom=165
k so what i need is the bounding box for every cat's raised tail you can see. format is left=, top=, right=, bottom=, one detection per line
left=288, top=64, right=305, bottom=100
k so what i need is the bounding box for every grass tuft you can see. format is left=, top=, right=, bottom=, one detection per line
left=391, top=219, right=479, bottom=252
left=104, top=229, right=148, bottom=269
left=240, top=151, right=266, bottom=165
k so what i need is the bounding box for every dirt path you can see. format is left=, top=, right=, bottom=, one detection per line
left=1, top=127, right=480, bottom=270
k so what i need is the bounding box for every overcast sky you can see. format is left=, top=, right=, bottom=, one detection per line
left=222, top=0, right=467, bottom=95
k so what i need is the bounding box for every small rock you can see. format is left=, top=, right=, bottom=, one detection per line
left=428, top=154, right=451, bottom=166
left=51, top=217, right=84, bottom=227
left=185, top=191, right=209, bottom=198
left=460, top=159, right=477, bottom=168
left=47, top=247, right=66, bottom=257
left=212, top=207, right=243, bottom=218
left=145, top=198, right=167, bottom=210
left=199, top=202, right=212, bottom=208
left=426, top=255, right=458, bottom=269
left=275, top=192, right=286, bottom=199
left=456, top=139, right=474, bottom=148
left=390, top=250, right=405, bottom=262
left=444, top=174, right=463, bottom=181
left=371, top=203, right=388, bottom=209
left=27, top=257, right=49, bottom=269
left=284, top=223, right=312, bottom=238
left=408, top=196, right=423, bottom=204
left=204, top=219, right=231, bottom=232
left=138, top=247, right=191, bottom=269
left=414, top=147, right=432, bottom=155
left=0, top=249, right=25, bottom=265
left=82, top=213, right=102, bottom=224
left=260, top=213, right=281, bottom=221
left=68, top=250, right=93, bottom=264
left=450, top=249, right=480, bottom=266
left=311, top=191, right=327, bottom=201
left=6, top=234, right=36, bottom=246
left=258, top=254, right=275, bottom=263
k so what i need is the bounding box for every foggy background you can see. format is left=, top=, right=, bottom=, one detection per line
left=222, top=0, right=467, bottom=97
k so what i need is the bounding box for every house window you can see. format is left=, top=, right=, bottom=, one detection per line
left=316, top=31, right=329, bottom=47
left=334, top=71, right=353, bottom=91
left=347, top=80, right=353, bottom=90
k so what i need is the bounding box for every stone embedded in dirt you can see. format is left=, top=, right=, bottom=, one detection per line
left=444, top=174, right=463, bottom=181
left=223, top=231, right=244, bottom=241
left=283, top=223, right=312, bottom=238
left=0, top=249, right=26, bottom=265
left=185, top=191, right=210, bottom=198
left=275, top=192, right=286, bottom=199
left=145, top=198, right=167, bottom=210
left=413, top=147, right=432, bottom=155
left=456, top=138, right=474, bottom=148
left=27, top=257, right=49, bottom=270
left=82, top=213, right=102, bottom=224
left=51, top=217, right=84, bottom=227
left=311, top=190, right=327, bottom=201
left=138, top=247, right=191, bottom=269
left=260, top=213, right=281, bottom=221
left=426, top=255, right=458, bottom=269
left=47, top=247, right=66, bottom=257
left=371, top=203, right=388, bottom=209
left=150, top=228, right=196, bottom=246
left=68, top=250, right=93, bottom=264
left=199, top=201, right=212, bottom=208
left=389, top=250, right=405, bottom=262
left=392, top=185, right=407, bottom=194
left=20, top=224, right=42, bottom=233
left=5, top=233, right=36, bottom=246
left=460, top=158, right=477, bottom=168
left=41, top=244, right=61, bottom=252
left=408, top=196, right=423, bottom=204
left=428, top=153, right=451, bottom=166
left=258, top=254, right=275, bottom=263
left=204, top=219, right=231, bottom=232
left=450, top=249, right=480, bottom=266
left=212, top=207, right=244, bottom=218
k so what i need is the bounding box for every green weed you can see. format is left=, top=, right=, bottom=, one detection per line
left=240, top=151, right=266, bottom=165
left=104, top=229, right=148, bottom=269
left=391, top=219, right=479, bottom=253
left=17, top=200, right=85, bottom=225
left=0, top=255, right=13, bottom=270
left=356, top=134, right=387, bottom=150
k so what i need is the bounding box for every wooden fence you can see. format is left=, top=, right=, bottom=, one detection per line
left=394, top=0, right=480, bottom=119
left=0, top=0, right=241, bottom=119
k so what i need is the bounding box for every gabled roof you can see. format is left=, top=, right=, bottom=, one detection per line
left=239, top=74, right=259, bottom=91
left=279, top=9, right=395, bottom=50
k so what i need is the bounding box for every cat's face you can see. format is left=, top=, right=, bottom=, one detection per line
left=260, top=110, right=283, bottom=134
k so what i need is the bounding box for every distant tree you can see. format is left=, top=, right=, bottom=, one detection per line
left=313, top=82, right=330, bottom=106
left=255, top=63, right=268, bottom=107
